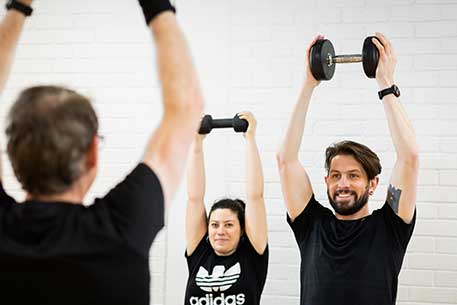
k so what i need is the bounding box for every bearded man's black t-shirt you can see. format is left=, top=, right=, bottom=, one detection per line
left=184, top=236, right=268, bottom=305
left=0, top=163, right=164, bottom=305
left=287, top=195, right=415, bottom=305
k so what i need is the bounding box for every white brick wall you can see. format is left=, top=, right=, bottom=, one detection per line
left=0, top=0, right=456, bottom=304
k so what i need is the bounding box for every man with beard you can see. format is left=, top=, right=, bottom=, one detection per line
left=277, top=33, right=418, bottom=305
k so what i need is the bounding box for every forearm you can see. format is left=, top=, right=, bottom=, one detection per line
left=246, top=137, right=264, bottom=200
left=141, top=10, right=204, bottom=205
left=245, top=135, right=268, bottom=254
left=187, top=141, right=206, bottom=201
left=382, top=95, right=419, bottom=162
left=277, top=83, right=315, bottom=163
left=149, top=12, right=203, bottom=119
left=185, top=140, right=207, bottom=254
left=372, top=33, right=417, bottom=222
left=373, top=33, right=418, bottom=162
left=0, top=10, right=28, bottom=92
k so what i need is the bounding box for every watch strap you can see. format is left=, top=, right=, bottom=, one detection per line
left=378, top=85, right=400, bottom=100
left=5, top=0, right=33, bottom=17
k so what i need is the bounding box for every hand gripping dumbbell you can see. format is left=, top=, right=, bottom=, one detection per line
left=198, top=114, right=248, bottom=135
left=309, top=36, right=381, bottom=81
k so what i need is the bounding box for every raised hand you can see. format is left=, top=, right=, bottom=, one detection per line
left=371, top=32, right=397, bottom=89
left=238, top=111, right=257, bottom=141
left=305, top=34, right=325, bottom=88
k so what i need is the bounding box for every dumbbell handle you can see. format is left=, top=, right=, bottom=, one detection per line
left=327, top=54, right=362, bottom=66
left=211, top=118, right=233, bottom=129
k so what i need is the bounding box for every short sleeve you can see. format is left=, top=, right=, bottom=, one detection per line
left=185, top=234, right=211, bottom=272
left=243, top=237, right=269, bottom=290
left=379, top=202, right=416, bottom=252
left=286, top=194, right=331, bottom=243
left=93, top=163, right=165, bottom=257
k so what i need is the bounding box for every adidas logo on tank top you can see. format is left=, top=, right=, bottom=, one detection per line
left=190, top=263, right=246, bottom=305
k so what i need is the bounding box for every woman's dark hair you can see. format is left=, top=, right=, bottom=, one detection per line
left=208, top=198, right=246, bottom=230
left=6, top=85, right=98, bottom=196
left=325, top=140, right=382, bottom=180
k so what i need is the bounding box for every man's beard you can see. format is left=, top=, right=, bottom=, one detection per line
left=327, top=186, right=370, bottom=216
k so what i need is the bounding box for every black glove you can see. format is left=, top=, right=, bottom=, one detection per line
left=138, top=0, right=176, bottom=25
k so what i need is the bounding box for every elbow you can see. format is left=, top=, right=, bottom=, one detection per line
left=174, top=96, right=204, bottom=119
left=401, top=132, right=420, bottom=167
left=184, top=84, right=205, bottom=117
left=276, top=151, right=292, bottom=170
left=408, top=150, right=419, bottom=169
left=276, top=152, right=284, bottom=168
left=166, top=95, right=204, bottom=128
left=184, top=95, right=204, bottom=124
left=165, top=83, right=204, bottom=119
left=187, top=94, right=204, bottom=118
left=401, top=144, right=419, bottom=169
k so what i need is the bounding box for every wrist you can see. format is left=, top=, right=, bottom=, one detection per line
left=301, top=82, right=316, bottom=99
left=138, top=0, right=176, bottom=26
left=245, top=134, right=256, bottom=142
left=5, top=0, right=33, bottom=16
left=304, top=80, right=318, bottom=90
left=150, top=12, right=178, bottom=36
left=377, top=79, right=394, bottom=90
left=18, top=0, right=33, bottom=5
left=378, top=84, right=400, bottom=100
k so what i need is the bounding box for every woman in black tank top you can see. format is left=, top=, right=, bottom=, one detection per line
left=184, top=112, right=268, bottom=305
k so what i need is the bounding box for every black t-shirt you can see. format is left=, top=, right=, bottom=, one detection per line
left=184, top=235, right=268, bottom=305
left=287, top=195, right=416, bottom=305
left=0, top=163, right=164, bottom=305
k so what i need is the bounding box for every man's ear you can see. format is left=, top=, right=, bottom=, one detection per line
left=369, top=176, right=380, bottom=193
left=85, top=135, right=98, bottom=169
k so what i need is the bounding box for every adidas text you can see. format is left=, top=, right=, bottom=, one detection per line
left=189, top=293, right=245, bottom=305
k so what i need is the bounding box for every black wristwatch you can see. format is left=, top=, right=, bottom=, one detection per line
left=378, top=84, right=400, bottom=100
left=5, top=0, right=33, bottom=17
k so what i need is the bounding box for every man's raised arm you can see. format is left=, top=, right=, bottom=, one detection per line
left=0, top=0, right=34, bottom=180
left=372, top=32, right=419, bottom=224
left=139, top=1, right=204, bottom=207
left=276, top=35, right=323, bottom=221
left=0, top=0, right=32, bottom=92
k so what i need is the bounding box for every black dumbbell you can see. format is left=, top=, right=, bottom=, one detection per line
left=198, top=114, right=248, bottom=134
left=309, top=36, right=381, bottom=81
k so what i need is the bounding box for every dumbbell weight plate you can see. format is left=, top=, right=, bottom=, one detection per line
left=233, top=114, right=248, bottom=133
left=362, top=36, right=379, bottom=79
left=309, top=39, right=336, bottom=81
left=198, top=114, right=213, bottom=134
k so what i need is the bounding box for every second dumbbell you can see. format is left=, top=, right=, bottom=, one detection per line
left=309, top=36, right=381, bottom=81
left=198, top=114, right=249, bottom=134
